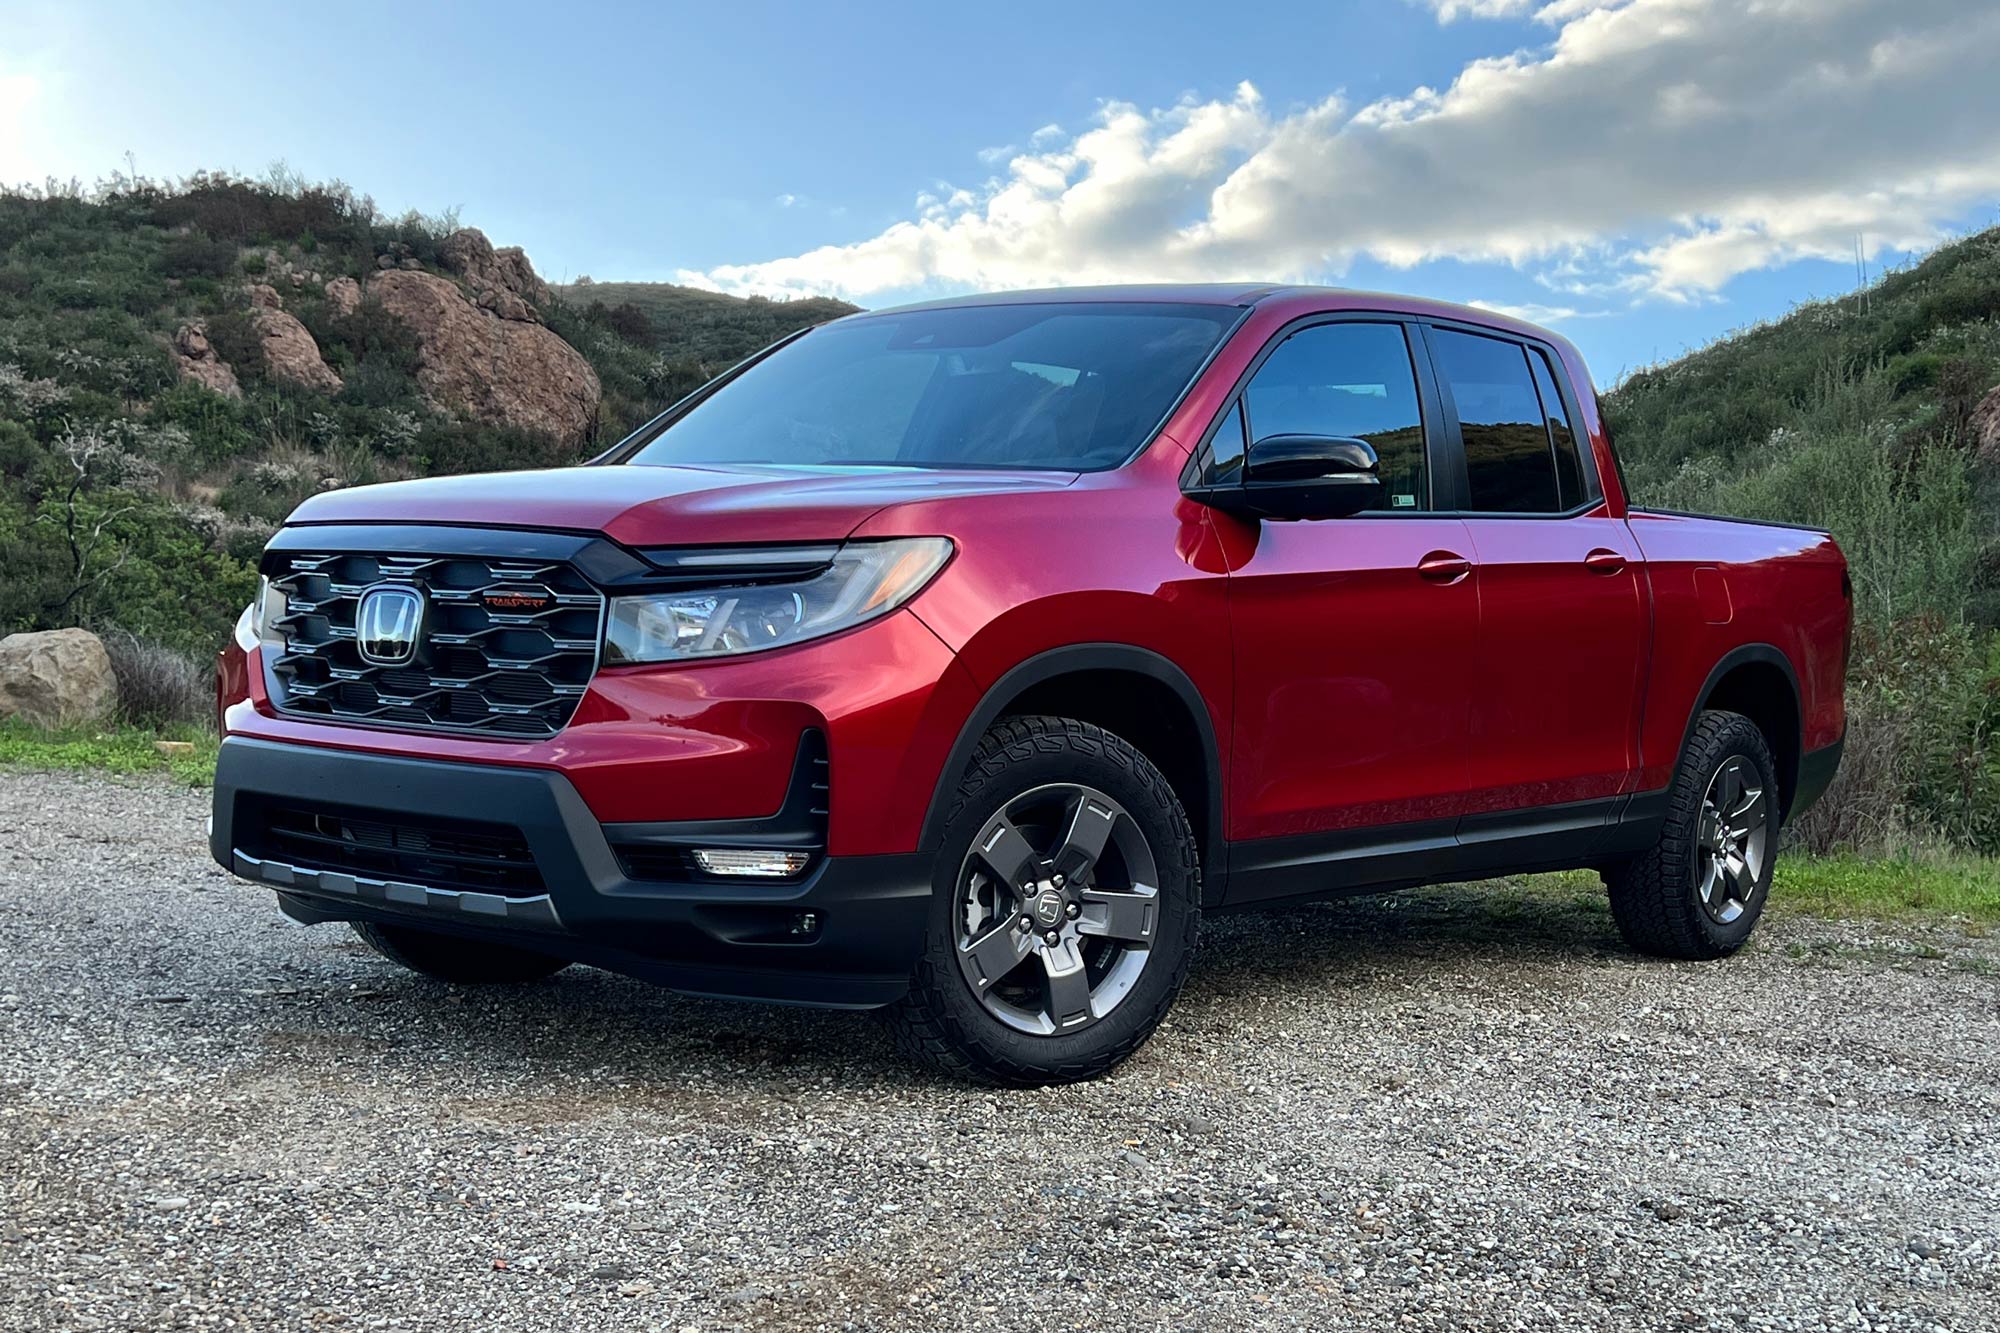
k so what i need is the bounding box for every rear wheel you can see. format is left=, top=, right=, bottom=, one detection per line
left=1605, top=709, right=1778, bottom=959
left=885, top=716, right=1201, bottom=1085
left=352, top=922, right=572, bottom=984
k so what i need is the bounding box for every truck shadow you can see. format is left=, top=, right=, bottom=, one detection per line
left=264, top=878, right=1627, bottom=1094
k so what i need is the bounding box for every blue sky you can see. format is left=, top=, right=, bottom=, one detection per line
left=4, top=0, right=1995, bottom=382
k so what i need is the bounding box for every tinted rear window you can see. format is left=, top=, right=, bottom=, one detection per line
left=625, top=303, right=1239, bottom=472
left=1432, top=328, right=1560, bottom=513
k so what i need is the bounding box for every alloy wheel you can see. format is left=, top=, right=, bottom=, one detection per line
left=952, top=782, right=1160, bottom=1036
left=1695, top=754, right=1770, bottom=925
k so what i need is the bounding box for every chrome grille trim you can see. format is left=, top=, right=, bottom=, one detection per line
left=262, top=550, right=607, bottom=739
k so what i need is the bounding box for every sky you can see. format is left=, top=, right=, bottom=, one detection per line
left=3, top=0, right=1996, bottom=382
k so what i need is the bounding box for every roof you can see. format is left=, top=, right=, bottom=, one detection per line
left=846, top=283, right=1571, bottom=343
left=859, top=283, right=1289, bottom=314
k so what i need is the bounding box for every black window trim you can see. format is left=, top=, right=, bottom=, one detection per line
left=1417, top=316, right=1606, bottom=521
left=1178, top=311, right=1450, bottom=519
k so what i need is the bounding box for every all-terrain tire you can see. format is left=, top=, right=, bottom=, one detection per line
left=883, top=716, right=1202, bottom=1086
left=1605, top=709, right=1779, bottom=960
left=352, top=922, right=572, bottom=984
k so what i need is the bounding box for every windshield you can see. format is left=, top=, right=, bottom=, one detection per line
left=622, top=302, right=1240, bottom=472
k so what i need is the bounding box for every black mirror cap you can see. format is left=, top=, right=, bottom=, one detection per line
left=1245, top=433, right=1379, bottom=483
left=1185, top=433, right=1385, bottom=520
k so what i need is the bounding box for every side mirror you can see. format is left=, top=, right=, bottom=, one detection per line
left=1190, top=434, right=1384, bottom=520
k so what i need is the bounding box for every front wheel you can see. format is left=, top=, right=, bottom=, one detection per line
left=1605, top=709, right=1779, bottom=959
left=884, top=716, right=1201, bottom=1085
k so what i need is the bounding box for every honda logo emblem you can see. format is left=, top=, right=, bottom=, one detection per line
left=355, top=584, right=426, bottom=666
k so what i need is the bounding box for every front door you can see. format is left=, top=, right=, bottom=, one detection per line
left=1221, top=319, right=1481, bottom=849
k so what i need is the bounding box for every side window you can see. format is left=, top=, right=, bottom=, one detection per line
left=1431, top=328, right=1558, bottom=514
left=1207, top=401, right=1246, bottom=482
left=1528, top=348, right=1591, bottom=509
left=1242, top=322, right=1427, bottom=510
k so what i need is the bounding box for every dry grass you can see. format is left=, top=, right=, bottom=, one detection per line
left=101, top=629, right=212, bottom=728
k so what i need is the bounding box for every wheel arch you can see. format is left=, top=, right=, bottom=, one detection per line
left=919, top=645, right=1226, bottom=900
left=1684, top=644, right=1803, bottom=821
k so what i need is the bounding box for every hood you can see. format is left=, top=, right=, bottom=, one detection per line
left=285, top=462, right=1079, bottom=546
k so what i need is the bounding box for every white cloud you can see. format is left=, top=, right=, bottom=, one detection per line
left=1412, top=0, right=1538, bottom=21
left=686, top=0, right=2000, bottom=306
left=1468, top=299, right=1586, bottom=324
left=1410, top=0, right=1630, bottom=22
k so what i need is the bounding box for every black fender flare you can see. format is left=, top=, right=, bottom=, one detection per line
left=917, top=644, right=1227, bottom=892
left=1677, top=642, right=1804, bottom=814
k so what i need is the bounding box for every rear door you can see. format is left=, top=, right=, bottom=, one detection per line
left=1422, top=323, right=1649, bottom=824
left=1213, top=317, right=1480, bottom=855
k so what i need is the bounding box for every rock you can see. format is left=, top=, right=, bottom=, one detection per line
left=251, top=305, right=342, bottom=393
left=375, top=254, right=396, bottom=271
left=323, top=276, right=361, bottom=318
left=171, top=323, right=241, bottom=398
left=245, top=283, right=284, bottom=311
left=474, top=288, right=536, bottom=323
left=368, top=268, right=599, bottom=443
left=1973, top=385, right=2000, bottom=461
left=0, top=629, right=119, bottom=729
left=398, top=257, right=423, bottom=270
left=439, top=227, right=551, bottom=321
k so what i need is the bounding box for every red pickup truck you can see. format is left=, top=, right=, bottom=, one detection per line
left=212, top=286, right=1848, bottom=1084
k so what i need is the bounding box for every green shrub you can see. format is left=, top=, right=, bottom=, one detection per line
left=159, top=231, right=238, bottom=279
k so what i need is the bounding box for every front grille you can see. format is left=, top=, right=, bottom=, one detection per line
left=247, top=799, right=545, bottom=897
left=264, top=551, right=604, bottom=738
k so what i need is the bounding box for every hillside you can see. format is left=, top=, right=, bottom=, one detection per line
left=0, top=174, right=850, bottom=688
left=1604, top=226, right=2000, bottom=854
left=554, top=279, right=857, bottom=362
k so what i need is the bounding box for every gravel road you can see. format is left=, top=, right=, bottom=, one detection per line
left=2, top=768, right=1996, bottom=1332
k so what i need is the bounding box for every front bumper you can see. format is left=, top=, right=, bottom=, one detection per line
left=211, top=736, right=932, bottom=1007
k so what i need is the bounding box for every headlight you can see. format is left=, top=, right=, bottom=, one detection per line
left=241, top=576, right=285, bottom=650
left=605, top=537, right=953, bottom=664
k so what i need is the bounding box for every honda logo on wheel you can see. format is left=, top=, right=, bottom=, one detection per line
left=355, top=584, right=426, bottom=666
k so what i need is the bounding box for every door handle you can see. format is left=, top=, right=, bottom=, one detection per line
left=1417, top=551, right=1472, bottom=583
left=1584, top=548, right=1627, bottom=575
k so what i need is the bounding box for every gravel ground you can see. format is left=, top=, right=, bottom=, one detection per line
left=2, top=768, right=1997, bottom=1332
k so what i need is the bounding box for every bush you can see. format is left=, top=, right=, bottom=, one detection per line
left=158, top=231, right=238, bottom=280
left=102, top=628, right=213, bottom=728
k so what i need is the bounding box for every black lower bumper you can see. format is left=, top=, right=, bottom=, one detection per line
left=1789, top=733, right=1845, bottom=824
left=211, top=737, right=932, bottom=1007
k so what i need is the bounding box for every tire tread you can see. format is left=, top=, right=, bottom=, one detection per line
left=1605, top=709, right=1775, bottom=960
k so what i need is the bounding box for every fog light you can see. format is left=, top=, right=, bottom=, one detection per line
left=690, top=849, right=813, bottom=879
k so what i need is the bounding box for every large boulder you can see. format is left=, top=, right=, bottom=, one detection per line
left=245, top=285, right=343, bottom=393
left=0, top=629, right=119, bottom=729
left=171, top=323, right=241, bottom=398
left=439, top=227, right=551, bottom=323
left=368, top=268, right=600, bottom=444
left=323, top=275, right=361, bottom=318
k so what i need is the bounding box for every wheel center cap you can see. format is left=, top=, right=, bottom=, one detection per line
left=1032, top=887, right=1066, bottom=928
